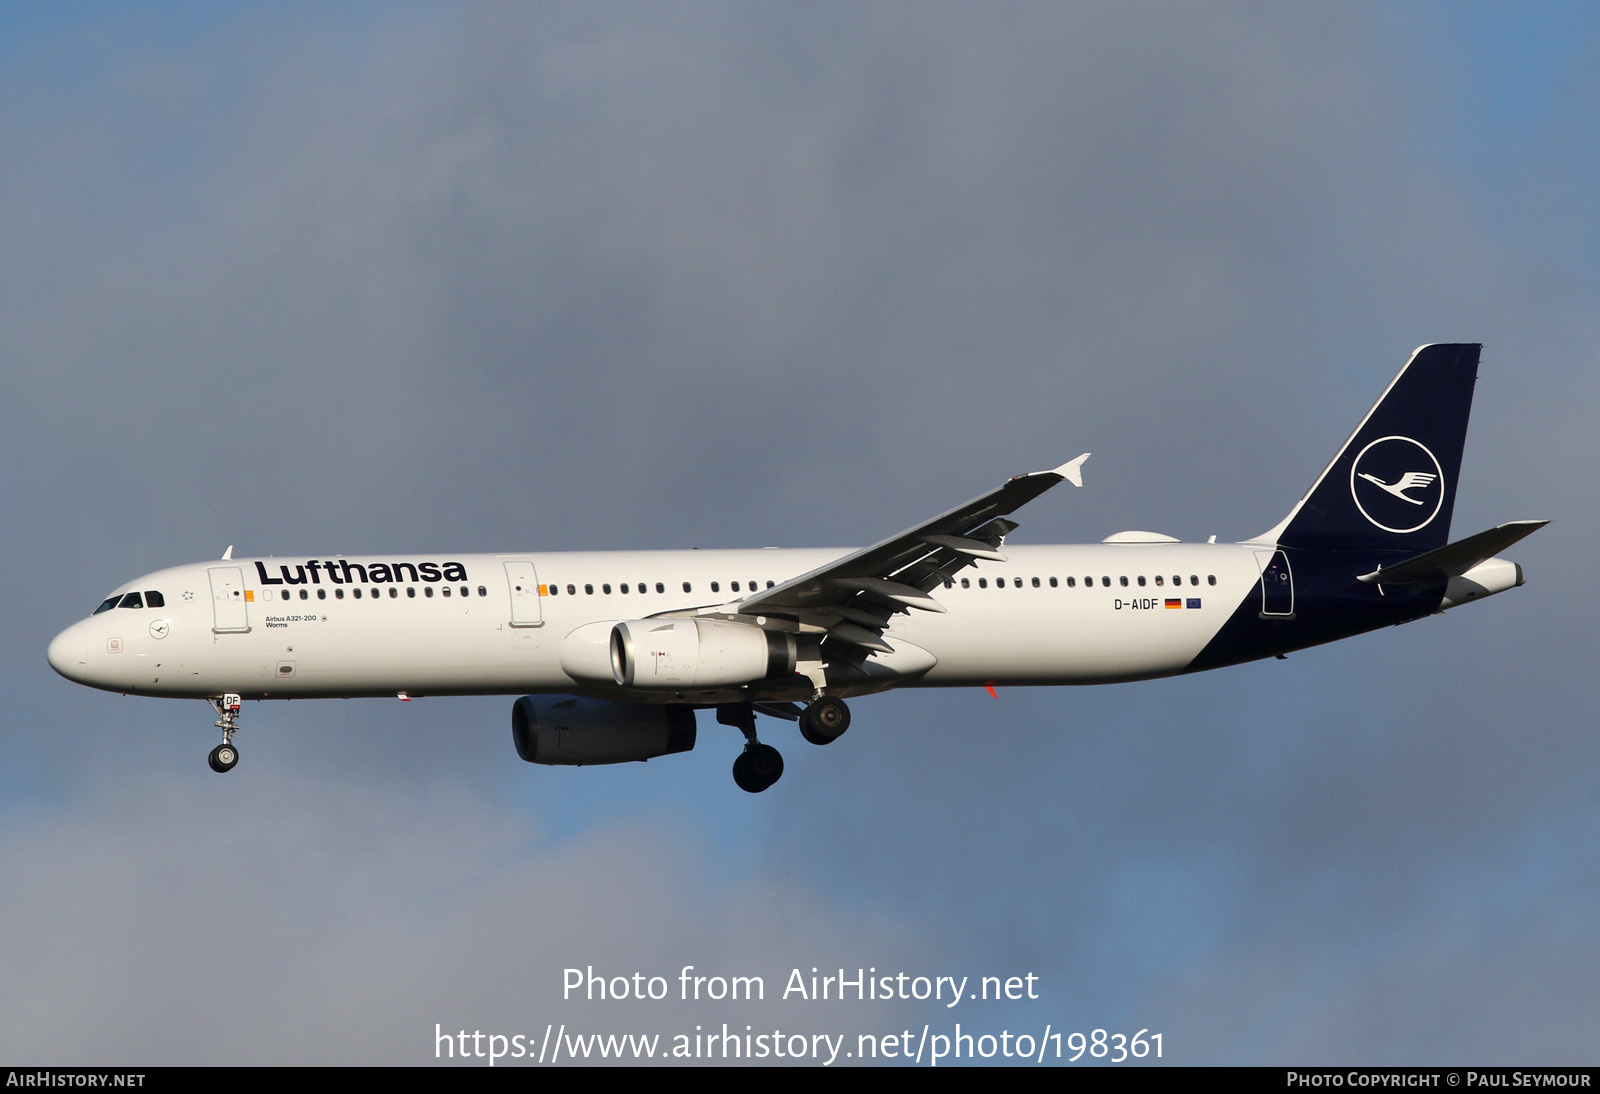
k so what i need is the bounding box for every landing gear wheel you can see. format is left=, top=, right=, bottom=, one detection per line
left=208, top=743, right=238, bottom=773
left=800, top=697, right=851, bottom=745
left=208, top=693, right=242, bottom=772
left=732, top=743, right=784, bottom=793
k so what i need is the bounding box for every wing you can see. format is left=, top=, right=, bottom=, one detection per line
left=731, top=454, right=1090, bottom=660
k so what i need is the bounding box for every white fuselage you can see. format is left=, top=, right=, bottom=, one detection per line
left=47, top=543, right=1267, bottom=702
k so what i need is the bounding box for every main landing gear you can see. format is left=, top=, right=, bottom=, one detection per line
left=719, top=697, right=853, bottom=793
left=208, top=693, right=241, bottom=773
left=719, top=704, right=782, bottom=794
left=799, top=696, right=851, bottom=746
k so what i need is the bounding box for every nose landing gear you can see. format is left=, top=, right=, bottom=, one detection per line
left=208, top=693, right=242, bottom=773
left=208, top=742, right=238, bottom=772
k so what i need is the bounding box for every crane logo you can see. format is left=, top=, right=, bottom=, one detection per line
left=1349, top=436, right=1444, bottom=534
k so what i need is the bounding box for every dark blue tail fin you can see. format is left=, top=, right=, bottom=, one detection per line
left=1267, top=344, right=1479, bottom=553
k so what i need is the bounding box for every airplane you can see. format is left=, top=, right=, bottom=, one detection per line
left=48, top=344, right=1545, bottom=792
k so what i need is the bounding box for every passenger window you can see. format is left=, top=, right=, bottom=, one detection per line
left=656, top=582, right=665, bottom=593
left=710, top=582, right=720, bottom=593
left=978, top=578, right=987, bottom=588
left=478, top=586, right=487, bottom=597
left=731, top=581, right=740, bottom=592
left=407, top=587, right=416, bottom=598
left=372, top=588, right=380, bottom=599
left=961, top=578, right=970, bottom=589
left=1207, top=575, right=1216, bottom=586
left=766, top=580, right=775, bottom=588
left=1065, top=577, right=1075, bottom=587
left=1014, top=577, right=1022, bottom=588
left=441, top=586, right=450, bottom=598
left=1031, top=577, right=1040, bottom=588
left=282, top=591, right=291, bottom=601
left=1137, top=576, right=1146, bottom=587
left=944, top=579, right=954, bottom=588
left=1155, top=575, right=1164, bottom=586
left=317, top=588, right=327, bottom=600
left=1191, top=575, right=1200, bottom=586
left=118, top=592, right=143, bottom=609
left=425, top=586, right=434, bottom=598
left=335, top=588, right=345, bottom=600
left=145, top=591, right=165, bottom=608
left=353, top=588, right=362, bottom=599
left=602, top=584, right=612, bottom=594
left=299, top=589, right=309, bottom=600
left=620, top=583, right=629, bottom=594
left=568, top=585, right=576, bottom=595
left=683, top=582, right=692, bottom=593
left=389, top=588, right=399, bottom=598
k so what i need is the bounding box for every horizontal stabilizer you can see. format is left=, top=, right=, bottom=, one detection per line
left=1357, top=520, right=1548, bottom=585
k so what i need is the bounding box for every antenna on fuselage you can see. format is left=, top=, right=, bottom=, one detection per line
left=221, top=545, right=234, bottom=560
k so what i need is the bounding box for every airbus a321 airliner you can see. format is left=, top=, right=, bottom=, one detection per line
left=49, top=344, right=1544, bottom=792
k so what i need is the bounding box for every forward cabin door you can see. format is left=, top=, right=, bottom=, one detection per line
left=504, top=561, right=544, bottom=627
left=208, top=566, right=251, bottom=633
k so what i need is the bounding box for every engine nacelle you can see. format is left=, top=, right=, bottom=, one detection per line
left=511, top=695, right=696, bottom=765
left=609, top=618, right=797, bottom=689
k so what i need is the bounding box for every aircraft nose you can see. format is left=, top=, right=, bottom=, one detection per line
left=47, top=623, right=91, bottom=682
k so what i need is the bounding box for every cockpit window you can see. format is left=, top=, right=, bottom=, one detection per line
left=145, top=590, right=165, bottom=608
left=118, top=592, right=144, bottom=609
left=94, top=596, right=120, bottom=615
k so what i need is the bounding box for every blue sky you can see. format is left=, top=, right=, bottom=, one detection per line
left=3, top=3, right=1597, bottom=1065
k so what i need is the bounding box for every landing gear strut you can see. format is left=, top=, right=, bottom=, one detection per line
left=208, top=693, right=241, bottom=773
left=800, top=697, right=851, bottom=745
left=718, top=703, right=783, bottom=793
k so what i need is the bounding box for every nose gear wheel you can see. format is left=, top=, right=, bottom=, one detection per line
left=208, top=693, right=242, bottom=774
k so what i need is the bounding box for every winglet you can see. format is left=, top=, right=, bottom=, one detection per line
left=1053, top=453, right=1090, bottom=488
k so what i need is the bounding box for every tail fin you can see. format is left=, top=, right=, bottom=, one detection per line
left=1262, top=343, right=1479, bottom=553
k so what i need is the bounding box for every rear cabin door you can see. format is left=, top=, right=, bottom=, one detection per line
left=1255, top=550, right=1295, bottom=619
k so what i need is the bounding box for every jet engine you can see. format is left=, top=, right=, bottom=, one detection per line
left=609, top=618, right=797, bottom=689
left=560, top=618, right=797, bottom=690
left=511, top=695, right=696, bottom=765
